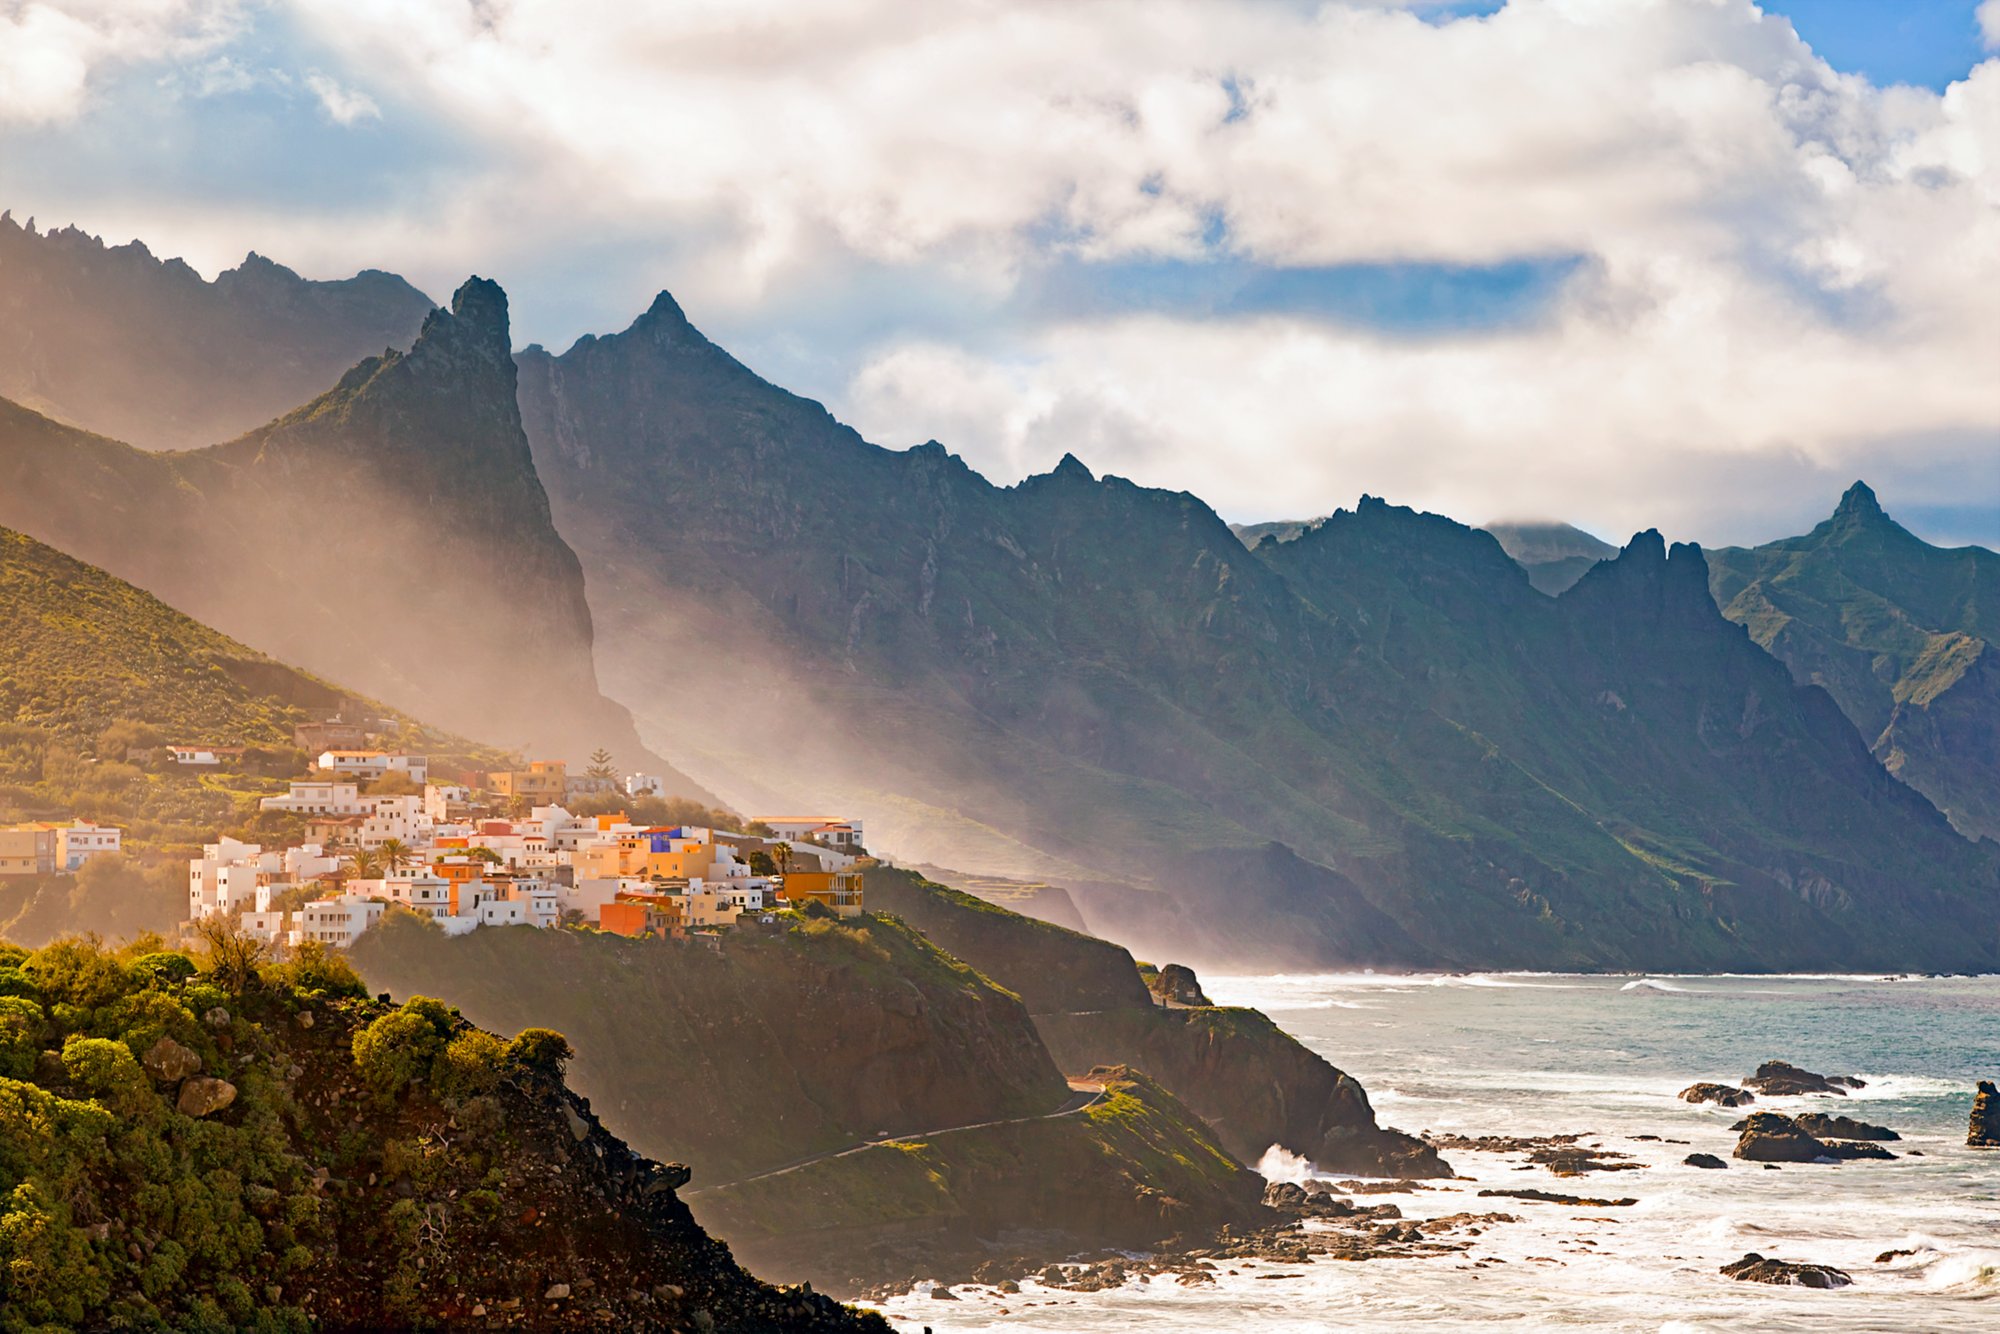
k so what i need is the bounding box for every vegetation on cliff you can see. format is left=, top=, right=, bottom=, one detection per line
left=1708, top=482, right=1999, bottom=840
left=0, top=932, right=886, bottom=1332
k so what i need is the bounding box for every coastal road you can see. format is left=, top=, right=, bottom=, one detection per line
left=682, top=1079, right=1108, bottom=1200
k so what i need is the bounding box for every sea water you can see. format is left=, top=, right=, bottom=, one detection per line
left=869, top=973, right=2000, bottom=1332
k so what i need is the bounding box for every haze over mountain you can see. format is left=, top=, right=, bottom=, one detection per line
left=512, top=287, right=1998, bottom=972
left=0, top=213, right=433, bottom=450
left=2, top=224, right=1990, bottom=970
left=0, top=277, right=705, bottom=796
left=1483, top=521, right=1620, bottom=596
left=1709, top=482, right=1999, bottom=841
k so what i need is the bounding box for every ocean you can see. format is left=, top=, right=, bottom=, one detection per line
left=868, top=972, right=2000, bottom=1332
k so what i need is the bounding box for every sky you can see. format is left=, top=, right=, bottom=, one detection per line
left=1, top=0, right=1995, bottom=548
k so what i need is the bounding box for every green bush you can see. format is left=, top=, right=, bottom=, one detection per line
left=0, top=996, right=45, bottom=1080
left=351, top=997, right=458, bottom=1097
left=61, top=1035, right=154, bottom=1118
left=504, top=1027, right=572, bottom=1081
left=132, top=951, right=199, bottom=987
left=435, top=1029, right=507, bottom=1102
left=263, top=941, right=367, bottom=1000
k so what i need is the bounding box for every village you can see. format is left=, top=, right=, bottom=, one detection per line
left=3, top=729, right=865, bottom=952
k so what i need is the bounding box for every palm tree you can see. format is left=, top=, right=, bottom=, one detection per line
left=379, top=838, right=411, bottom=874
left=772, top=841, right=793, bottom=877
left=349, top=848, right=384, bottom=880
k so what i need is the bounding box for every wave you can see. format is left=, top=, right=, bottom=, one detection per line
left=1620, top=978, right=1692, bottom=993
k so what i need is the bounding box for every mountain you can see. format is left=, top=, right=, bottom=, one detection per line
left=512, top=290, right=1998, bottom=971
left=1484, top=520, right=1619, bottom=595
left=0, top=279, right=709, bottom=799
left=1708, top=482, right=2000, bottom=840
left=0, top=213, right=433, bottom=450
left=1231, top=517, right=1317, bottom=549
left=0, top=935, right=884, bottom=1332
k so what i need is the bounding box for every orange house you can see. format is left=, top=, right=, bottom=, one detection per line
left=777, top=870, right=864, bottom=918
left=599, top=893, right=683, bottom=938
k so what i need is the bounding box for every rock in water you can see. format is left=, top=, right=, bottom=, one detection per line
left=1970, top=1080, right=1999, bottom=1147
left=1742, top=1060, right=1848, bottom=1097
left=1680, top=1083, right=1754, bottom=1107
left=177, top=1077, right=238, bottom=1118
left=1733, top=1112, right=1895, bottom=1163
left=142, top=1036, right=202, bottom=1083
left=1721, top=1253, right=1852, bottom=1288
left=1683, top=1153, right=1728, bottom=1170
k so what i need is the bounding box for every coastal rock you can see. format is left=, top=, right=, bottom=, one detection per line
left=1475, top=1189, right=1636, bottom=1207
left=1969, top=1080, right=1999, bottom=1147
left=1720, top=1252, right=1851, bottom=1289
left=142, top=1036, right=201, bottom=1083
left=176, top=1077, right=237, bottom=1118
left=1683, top=1153, right=1727, bottom=1169
left=1680, top=1083, right=1754, bottom=1107
left=1147, top=963, right=1212, bottom=1008
left=1733, top=1112, right=1894, bottom=1163
left=1742, top=1060, right=1848, bottom=1097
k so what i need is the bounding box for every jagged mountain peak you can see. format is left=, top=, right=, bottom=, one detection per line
left=1051, top=451, right=1095, bottom=482
left=1834, top=478, right=1884, bottom=521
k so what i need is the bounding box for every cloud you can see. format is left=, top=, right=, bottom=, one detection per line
left=2, top=0, right=1995, bottom=545
left=0, top=1, right=241, bottom=124
left=304, top=71, right=380, bottom=125
left=1982, top=0, right=2000, bottom=52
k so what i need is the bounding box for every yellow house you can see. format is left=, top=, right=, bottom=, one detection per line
left=777, top=869, right=864, bottom=918
left=487, top=760, right=567, bottom=801
left=0, top=826, right=60, bottom=877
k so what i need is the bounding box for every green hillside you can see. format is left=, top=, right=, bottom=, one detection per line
left=1708, top=482, right=1999, bottom=840
left=0, top=524, right=509, bottom=850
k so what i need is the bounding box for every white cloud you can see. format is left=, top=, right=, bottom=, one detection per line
left=0, top=1, right=240, bottom=123
left=1980, top=0, right=2000, bottom=52
left=4, top=0, right=1996, bottom=542
left=304, top=71, right=380, bottom=124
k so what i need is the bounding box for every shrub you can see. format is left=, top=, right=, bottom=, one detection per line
left=23, top=939, right=132, bottom=1012
left=0, top=996, right=45, bottom=1080
left=435, top=1030, right=507, bottom=1102
left=263, top=941, right=367, bottom=1000
left=504, top=1028, right=573, bottom=1081
left=61, top=1036, right=154, bottom=1117
left=192, top=917, right=267, bottom=995
left=351, top=997, right=457, bottom=1097
left=131, top=952, right=198, bottom=988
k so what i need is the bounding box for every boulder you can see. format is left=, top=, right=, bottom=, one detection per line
left=1970, top=1080, right=1999, bottom=1148
left=1734, top=1112, right=1893, bottom=1163
left=1147, top=963, right=1212, bottom=1008
left=141, top=1037, right=202, bottom=1083
left=176, top=1077, right=237, bottom=1118
left=202, top=1007, right=232, bottom=1031
left=1720, top=1253, right=1851, bottom=1289
left=1683, top=1153, right=1727, bottom=1170
left=1680, top=1083, right=1754, bottom=1107
left=1742, top=1060, right=1846, bottom=1097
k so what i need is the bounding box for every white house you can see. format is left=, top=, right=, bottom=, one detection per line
left=260, top=780, right=370, bottom=816
left=383, top=873, right=453, bottom=919
left=756, top=816, right=866, bottom=851
left=169, top=745, right=243, bottom=767
left=296, top=894, right=385, bottom=948
left=188, top=839, right=281, bottom=919
left=318, top=751, right=429, bottom=784
left=238, top=910, right=290, bottom=944
left=356, top=795, right=433, bottom=850
left=60, top=822, right=122, bottom=870
left=424, top=783, right=473, bottom=822
left=624, top=773, right=666, bottom=798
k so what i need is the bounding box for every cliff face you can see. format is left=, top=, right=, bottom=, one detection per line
left=350, top=912, right=1072, bottom=1183
left=692, top=1067, right=1267, bottom=1294
left=0, top=280, right=706, bottom=795
left=1708, top=482, right=2000, bottom=840
left=865, top=867, right=1448, bottom=1178
left=513, top=292, right=1998, bottom=970
left=0, top=213, right=433, bottom=450
left=0, top=937, right=884, bottom=1332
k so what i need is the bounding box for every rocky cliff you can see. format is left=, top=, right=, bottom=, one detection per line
left=1709, top=482, right=2000, bottom=840
left=0, top=280, right=706, bottom=796
left=865, top=866, right=1448, bottom=1177
left=0, top=936, right=884, bottom=1332
left=0, top=213, right=433, bottom=450
left=511, top=289, right=1997, bottom=970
